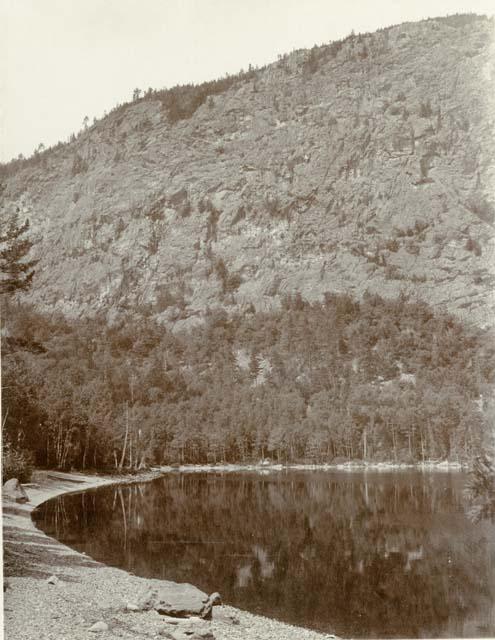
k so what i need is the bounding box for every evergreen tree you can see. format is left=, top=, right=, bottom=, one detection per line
left=0, top=214, right=37, bottom=294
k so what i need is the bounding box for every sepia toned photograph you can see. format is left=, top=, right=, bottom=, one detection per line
left=1, top=1, right=495, bottom=638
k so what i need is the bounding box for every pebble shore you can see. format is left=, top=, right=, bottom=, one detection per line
left=3, top=470, right=339, bottom=640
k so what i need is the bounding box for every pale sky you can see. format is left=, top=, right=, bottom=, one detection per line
left=1, top=0, right=493, bottom=163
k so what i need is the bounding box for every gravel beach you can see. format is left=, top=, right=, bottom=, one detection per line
left=3, top=470, right=339, bottom=640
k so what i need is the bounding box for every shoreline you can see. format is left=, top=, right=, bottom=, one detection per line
left=3, top=469, right=339, bottom=640
left=159, top=460, right=466, bottom=474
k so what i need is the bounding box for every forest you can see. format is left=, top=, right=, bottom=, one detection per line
left=3, top=291, right=495, bottom=478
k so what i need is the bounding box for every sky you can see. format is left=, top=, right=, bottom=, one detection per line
left=1, top=0, right=494, bottom=162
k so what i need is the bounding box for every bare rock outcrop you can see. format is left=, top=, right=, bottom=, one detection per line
left=1, top=15, right=494, bottom=327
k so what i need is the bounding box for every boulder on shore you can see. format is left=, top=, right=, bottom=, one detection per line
left=89, top=621, right=109, bottom=633
left=138, top=584, right=221, bottom=619
left=3, top=478, right=29, bottom=503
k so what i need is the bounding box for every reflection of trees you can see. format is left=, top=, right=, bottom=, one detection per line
left=35, top=473, right=495, bottom=638
left=466, top=451, right=495, bottom=522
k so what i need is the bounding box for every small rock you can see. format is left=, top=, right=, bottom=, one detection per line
left=190, top=632, right=215, bottom=640
left=3, top=478, right=29, bottom=503
left=208, top=592, right=222, bottom=606
left=137, top=587, right=157, bottom=611
left=47, top=575, right=59, bottom=585
left=158, top=631, right=180, bottom=639
left=180, top=620, right=214, bottom=638
left=125, top=603, right=139, bottom=612
left=89, top=621, right=109, bottom=633
left=216, top=611, right=239, bottom=625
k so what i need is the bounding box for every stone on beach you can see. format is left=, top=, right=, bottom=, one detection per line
left=208, top=592, right=222, bottom=606
left=158, top=628, right=215, bottom=640
left=89, top=620, right=109, bottom=632
left=190, top=632, right=215, bottom=640
left=46, top=575, right=59, bottom=585
left=138, top=584, right=221, bottom=619
left=3, top=478, right=29, bottom=503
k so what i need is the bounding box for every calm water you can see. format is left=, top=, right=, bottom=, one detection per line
left=33, top=471, right=495, bottom=638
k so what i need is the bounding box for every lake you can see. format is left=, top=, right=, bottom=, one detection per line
left=33, top=470, right=495, bottom=638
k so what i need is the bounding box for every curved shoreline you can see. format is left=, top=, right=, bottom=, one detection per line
left=3, top=470, right=339, bottom=640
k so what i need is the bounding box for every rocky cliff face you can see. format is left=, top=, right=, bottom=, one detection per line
left=2, top=14, right=495, bottom=328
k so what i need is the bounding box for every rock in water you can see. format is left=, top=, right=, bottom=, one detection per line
left=3, top=478, right=29, bottom=503
left=89, top=621, right=108, bottom=632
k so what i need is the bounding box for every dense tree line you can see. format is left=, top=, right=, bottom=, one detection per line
left=2, top=292, right=495, bottom=474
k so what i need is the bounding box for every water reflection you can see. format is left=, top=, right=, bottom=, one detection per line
left=34, top=471, right=495, bottom=638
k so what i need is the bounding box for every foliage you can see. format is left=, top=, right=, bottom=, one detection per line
left=71, top=153, right=89, bottom=176
left=0, top=214, right=37, bottom=294
left=2, top=433, right=34, bottom=483
left=153, top=71, right=255, bottom=124
left=419, top=100, right=433, bottom=118
left=2, top=294, right=494, bottom=471
left=466, top=452, right=495, bottom=520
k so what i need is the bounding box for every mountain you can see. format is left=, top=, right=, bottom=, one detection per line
left=1, top=13, right=494, bottom=329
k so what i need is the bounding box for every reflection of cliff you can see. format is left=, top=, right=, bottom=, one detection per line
left=35, top=472, right=495, bottom=638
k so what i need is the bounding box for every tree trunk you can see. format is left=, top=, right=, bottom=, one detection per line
left=391, top=423, right=397, bottom=462
left=82, top=429, right=90, bottom=470
left=119, top=402, right=129, bottom=470
left=128, top=434, right=133, bottom=470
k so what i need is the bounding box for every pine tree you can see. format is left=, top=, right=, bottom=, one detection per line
left=0, top=214, right=37, bottom=294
